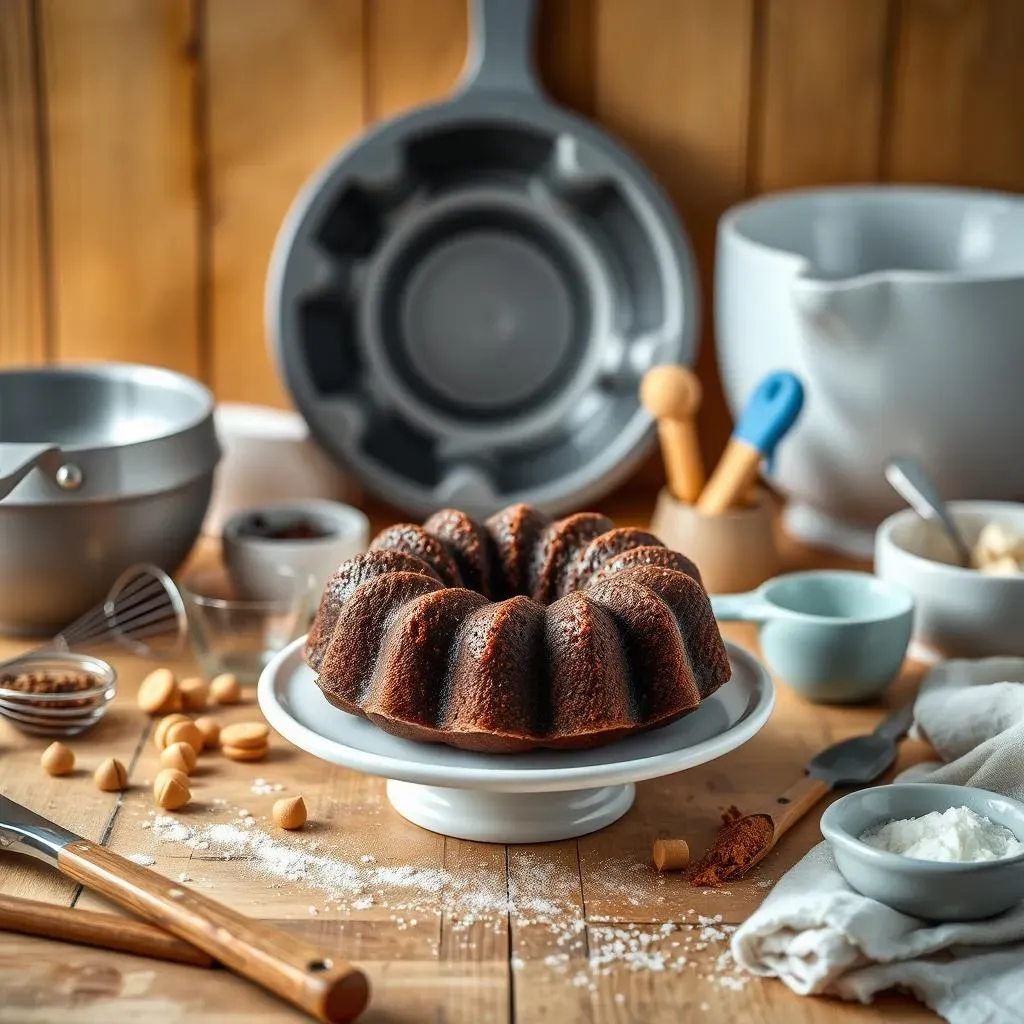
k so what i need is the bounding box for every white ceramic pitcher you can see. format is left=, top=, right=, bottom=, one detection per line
left=716, top=186, right=1024, bottom=556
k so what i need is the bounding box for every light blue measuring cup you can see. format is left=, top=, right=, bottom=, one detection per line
left=711, top=570, right=915, bottom=704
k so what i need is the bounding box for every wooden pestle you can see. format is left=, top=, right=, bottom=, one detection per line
left=640, top=365, right=705, bottom=504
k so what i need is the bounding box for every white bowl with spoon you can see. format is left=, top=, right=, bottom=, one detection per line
left=876, top=500, right=1024, bottom=660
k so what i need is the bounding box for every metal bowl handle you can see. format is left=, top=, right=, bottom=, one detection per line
left=0, top=445, right=62, bottom=502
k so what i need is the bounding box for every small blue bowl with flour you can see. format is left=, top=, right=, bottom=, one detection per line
left=821, top=783, right=1024, bottom=921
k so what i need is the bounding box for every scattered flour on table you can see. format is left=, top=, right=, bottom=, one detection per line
left=142, top=814, right=748, bottom=992
left=250, top=778, right=285, bottom=795
left=127, top=853, right=155, bottom=866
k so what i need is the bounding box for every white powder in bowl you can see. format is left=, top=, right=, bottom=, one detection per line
left=860, top=806, right=1024, bottom=863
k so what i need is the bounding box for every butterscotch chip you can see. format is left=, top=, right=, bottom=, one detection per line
left=194, top=716, right=220, bottom=748
left=154, top=768, right=190, bottom=810
left=179, top=677, right=208, bottom=711
left=94, top=758, right=128, bottom=792
left=220, top=722, right=269, bottom=750
left=209, top=673, right=241, bottom=705
left=652, top=838, right=691, bottom=872
left=164, top=719, right=204, bottom=755
left=41, top=741, right=75, bottom=776
left=154, top=713, right=191, bottom=751
left=272, top=796, right=307, bottom=830
left=159, top=741, right=197, bottom=775
left=137, top=669, right=179, bottom=715
left=222, top=743, right=267, bottom=762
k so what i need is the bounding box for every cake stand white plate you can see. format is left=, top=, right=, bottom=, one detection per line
left=259, top=637, right=774, bottom=843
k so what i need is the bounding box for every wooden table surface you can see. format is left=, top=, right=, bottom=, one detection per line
left=0, top=488, right=938, bottom=1023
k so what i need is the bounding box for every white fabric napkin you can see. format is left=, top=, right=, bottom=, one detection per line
left=732, top=657, right=1024, bottom=1024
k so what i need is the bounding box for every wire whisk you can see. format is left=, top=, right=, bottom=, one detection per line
left=5, top=564, right=189, bottom=669
left=56, top=564, right=188, bottom=659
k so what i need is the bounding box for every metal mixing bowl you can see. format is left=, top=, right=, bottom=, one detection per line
left=0, top=363, right=220, bottom=635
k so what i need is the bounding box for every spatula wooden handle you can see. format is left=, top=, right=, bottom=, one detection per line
left=58, top=840, right=369, bottom=1023
left=0, top=894, right=213, bottom=967
left=767, top=775, right=832, bottom=838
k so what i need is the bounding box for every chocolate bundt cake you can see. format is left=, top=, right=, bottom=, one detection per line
left=306, top=505, right=732, bottom=753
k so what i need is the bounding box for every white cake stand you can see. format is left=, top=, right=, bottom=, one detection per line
left=259, top=637, right=774, bottom=844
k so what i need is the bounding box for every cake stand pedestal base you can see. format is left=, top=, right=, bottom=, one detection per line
left=386, top=780, right=636, bottom=843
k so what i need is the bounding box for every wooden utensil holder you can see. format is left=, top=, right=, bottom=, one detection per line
left=649, top=486, right=780, bottom=594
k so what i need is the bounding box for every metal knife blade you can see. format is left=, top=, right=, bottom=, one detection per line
left=0, top=795, right=79, bottom=865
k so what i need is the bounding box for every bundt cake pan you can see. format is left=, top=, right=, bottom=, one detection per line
left=305, top=504, right=731, bottom=753
left=267, top=0, right=698, bottom=519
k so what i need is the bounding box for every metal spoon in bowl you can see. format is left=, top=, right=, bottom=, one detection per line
left=884, top=456, right=972, bottom=568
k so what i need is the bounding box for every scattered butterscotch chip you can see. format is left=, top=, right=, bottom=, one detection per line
left=653, top=838, right=691, bottom=872
left=41, top=741, right=75, bottom=776
left=272, top=795, right=307, bottom=830
left=179, top=677, right=208, bottom=711
left=138, top=669, right=179, bottom=715
left=220, top=722, right=270, bottom=750
left=194, top=716, right=220, bottom=749
left=94, top=758, right=128, bottom=792
left=153, top=768, right=191, bottom=810
left=222, top=744, right=267, bottom=763
left=160, top=740, right=197, bottom=775
left=164, top=719, right=204, bottom=755
left=209, top=673, right=241, bottom=705
left=153, top=712, right=191, bottom=751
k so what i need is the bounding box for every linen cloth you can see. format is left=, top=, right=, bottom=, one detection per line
left=732, top=657, right=1024, bottom=1024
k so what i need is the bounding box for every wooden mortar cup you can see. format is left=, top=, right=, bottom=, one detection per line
left=649, top=485, right=780, bottom=595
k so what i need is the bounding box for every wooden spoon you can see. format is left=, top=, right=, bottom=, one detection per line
left=654, top=704, right=915, bottom=881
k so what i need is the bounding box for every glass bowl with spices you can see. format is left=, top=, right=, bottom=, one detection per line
left=0, top=652, right=117, bottom=737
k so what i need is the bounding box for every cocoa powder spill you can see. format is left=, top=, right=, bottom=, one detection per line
left=720, top=804, right=742, bottom=825
left=687, top=815, right=774, bottom=887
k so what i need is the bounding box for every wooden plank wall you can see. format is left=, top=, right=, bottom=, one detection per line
left=2, top=0, right=1024, bottom=469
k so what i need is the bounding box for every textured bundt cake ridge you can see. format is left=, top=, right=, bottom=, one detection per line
left=306, top=503, right=731, bottom=753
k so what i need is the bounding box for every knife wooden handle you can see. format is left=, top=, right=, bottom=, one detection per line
left=58, top=840, right=369, bottom=1023
left=0, top=894, right=213, bottom=967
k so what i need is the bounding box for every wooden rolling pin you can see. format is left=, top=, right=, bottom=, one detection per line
left=640, top=365, right=705, bottom=504
left=0, top=894, right=213, bottom=967
left=697, top=371, right=804, bottom=515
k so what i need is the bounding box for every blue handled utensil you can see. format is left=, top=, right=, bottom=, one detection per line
left=696, top=371, right=804, bottom=514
